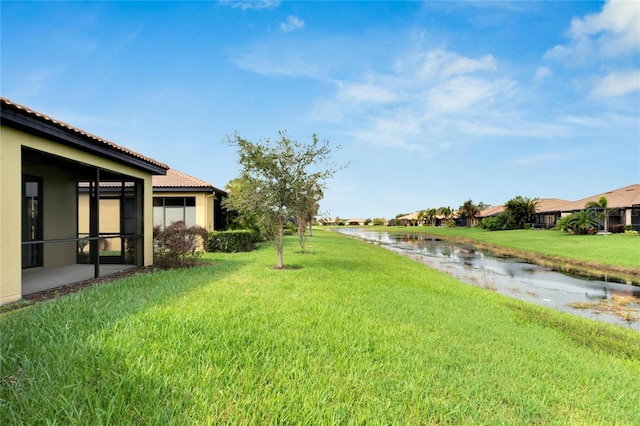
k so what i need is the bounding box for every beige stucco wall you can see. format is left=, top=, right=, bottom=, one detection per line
left=78, top=196, right=121, bottom=235
left=0, top=136, right=22, bottom=304
left=1, top=125, right=157, bottom=305
left=78, top=195, right=131, bottom=256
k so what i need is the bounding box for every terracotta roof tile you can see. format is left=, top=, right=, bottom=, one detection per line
left=554, top=184, right=640, bottom=211
left=153, top=169, right=227, bottom=194
left=535, top=198, right=571, bottom=212
left=478, top=205, right=505, bottom=217
left=1, top=97, right=169, bottom=171
left=153, top=169, right=212, bottom=188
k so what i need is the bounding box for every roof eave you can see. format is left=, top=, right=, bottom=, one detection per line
left=153, top=186, right=228, bottom=196
left=1, top=104, right=168, bottom=175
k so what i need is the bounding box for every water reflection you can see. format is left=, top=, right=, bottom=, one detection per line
left=337, top=228, right=639, bottom=330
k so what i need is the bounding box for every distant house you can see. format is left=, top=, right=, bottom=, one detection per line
left=373, top=218, right=390, bottom=226
left=477, top=186, right=640, bottom=230
left=397, top=212, right=419, bottom=226
left=346, top=218, right=367, bottom=226
left=319, top=217, right=344, bottom=226
left=152, top=169, right=227, bottom=231
left=554, top=184, right=640, bottom=231
left=319, top=218, right=336, bottom=226
left=477, top=205, right=505, bottom=219
left=1, top=98, right=168, bottom=305
left=478, top=199, right=573, bottom=228
left=398, top=212, right=455, bottom=227
left=532, top=198, right=571, bottom=229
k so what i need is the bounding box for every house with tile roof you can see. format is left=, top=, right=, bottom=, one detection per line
left=1, top=97, right=168, bottom=305
left=478, top=199, right=571, bottom=228
left=531, top=198, right=572, bottom=229
left=553, top=184, right=640, bottom=231
left=78, top=168, right=228, bottom=249
left=477, top=186, right=640, bottom=230
left=152, top=168, right=228, bottom=231
left=346, top=218, right=367, bottom=226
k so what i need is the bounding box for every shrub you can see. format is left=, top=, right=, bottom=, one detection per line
left=153, top=221, right=208, bottom=268
left=609, top=224, right=626, bottom=234
left=625, top=230, right=639, bottom=237
left=372, top=218, right=386, bottom=226
left=206, top=230, right=255, bottom=253
left=282, top=221, right=296, bottom=235
left=478, top=214, right=508, bottom=231
left=554, top=211, right=598, bottom=235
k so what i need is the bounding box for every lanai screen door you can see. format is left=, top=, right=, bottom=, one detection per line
left=22, top=176, right=43, bottom=269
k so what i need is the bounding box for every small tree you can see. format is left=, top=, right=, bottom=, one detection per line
left=503, top=196, right=538, bottom=229
left=224, top=131, right=343, bottom=269
left=586, top=196, right=609, bottom=236
left=293, top=183, right=322, bottom=253
left=479, top=196, right=537, bottom=231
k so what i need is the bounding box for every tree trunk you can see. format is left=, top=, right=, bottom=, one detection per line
left=277, top=215, right=284, bottom=268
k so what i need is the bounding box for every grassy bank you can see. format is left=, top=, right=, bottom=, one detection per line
left=2, top=230, right=640, bottom=424
left=371, top=226, right=640, bottom=283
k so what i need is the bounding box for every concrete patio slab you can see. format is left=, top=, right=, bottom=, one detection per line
left=22, top=264, right=137, bottom=295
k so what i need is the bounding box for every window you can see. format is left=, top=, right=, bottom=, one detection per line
left=153, top=197, right=196, bottom=228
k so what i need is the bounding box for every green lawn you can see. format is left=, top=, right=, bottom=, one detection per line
left=1, top=230, right=639, bottom=424
left=372, top=226, right=640, bottom=270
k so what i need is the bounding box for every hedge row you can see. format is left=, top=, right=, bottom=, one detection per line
left=206, top=230, right=255, bottom=253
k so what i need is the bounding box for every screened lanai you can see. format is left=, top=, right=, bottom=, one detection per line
left=1, top=97, right=168, bottom=305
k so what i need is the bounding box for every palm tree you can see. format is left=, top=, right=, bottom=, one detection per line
left=555, top=210, right=599, bottom=235
left=438, top=206, right=454, bottom=226
left=586, top=196, right=608, bottom=236
left=459, top=199, right=482, bottom=227
left=417, top=210, right=427, bottom=226
left=426, top=208, right=437, bottom=226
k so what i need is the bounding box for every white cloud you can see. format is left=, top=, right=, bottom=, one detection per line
left=336, top=76, right=398, bottom=104
left=232, top=41, right=322, bottom=77
left=315, top=48, right=520, bottom=152
left=280, top=15, right=304, bottom=33
left=396, top=49, right=497, bottom=79
left=534, top=66, right=551, bottom=81
left=546, top=0, right=640, bottom=61
left=568, top=0, right=640, bottom=56
left=561, top=111, right=640, bottom=129
left=316, top=36, right=638, bottom=154
left=426, top=76, right=514, bottom=113
left=591, top=69, right=640, bottom=97
left=543, top=1, right=640, bottom=101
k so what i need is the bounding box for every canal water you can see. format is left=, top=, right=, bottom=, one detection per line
left=336, top=228, right=640, bottom=330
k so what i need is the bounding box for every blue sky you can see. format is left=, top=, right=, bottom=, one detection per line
left=2, top=1, right=639, bottom=219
